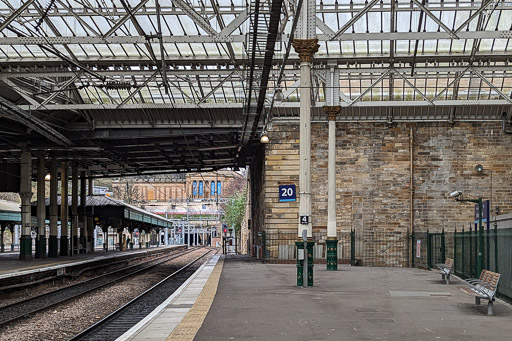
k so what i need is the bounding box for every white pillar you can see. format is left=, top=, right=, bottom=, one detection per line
left=325, top=107, right=340, bottom=238
left=292, top=39, right=319, bottom=238
left=165, top=227, right=169, bottom=245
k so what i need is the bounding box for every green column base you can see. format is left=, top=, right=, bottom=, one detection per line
left=36, top=238, right=47, bottom=258
left=60, top=237, right=69, bottom=256
left=326, top=238, right=338, bottom=271
left=19, top=235, right=32, bottom=260
left=48, top=236, right=59, bottom=257
left=296, top=241, right=314, bottom=287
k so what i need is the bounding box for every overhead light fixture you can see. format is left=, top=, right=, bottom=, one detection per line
left=260, top=131, right=270, bottom=144
left=274, top=87, right=284, bottom=102
left=475, top=164, right=484, bottom=173
left=45, top=173, right=51, bottom=181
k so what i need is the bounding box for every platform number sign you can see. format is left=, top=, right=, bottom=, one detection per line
left=300, top=215, right=309, bottom=225
left=279, top=184, right=296, bottom=202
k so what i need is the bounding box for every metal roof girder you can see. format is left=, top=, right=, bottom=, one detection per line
left=0, top=0, right=35, bottom=32
left=470, top=68, right=512, bottom=104
left=410, top=0, right=459, bottom=39
left=171, top=0, right=219, bottom=37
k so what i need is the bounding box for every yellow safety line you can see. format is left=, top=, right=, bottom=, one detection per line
left=165, top=256, right=224, bottom=341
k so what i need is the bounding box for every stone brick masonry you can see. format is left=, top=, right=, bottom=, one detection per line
left=264, top=122, right=512, bottom=235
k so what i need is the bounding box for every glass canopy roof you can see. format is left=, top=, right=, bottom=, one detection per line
left=0, top=0, right=511, bottom=111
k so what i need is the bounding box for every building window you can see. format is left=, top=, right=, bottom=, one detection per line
left=192, top=181, right=197, bottom=196
left=202, top=204, right=207, bottom=210
left=217, top=181, right=222, bottom=196
left=199, top=181, right=203, bottom=196
left=211, top=181, right=215, bottom=195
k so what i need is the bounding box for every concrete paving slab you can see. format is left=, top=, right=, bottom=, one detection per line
left=195, top=255, right=512, bottom=341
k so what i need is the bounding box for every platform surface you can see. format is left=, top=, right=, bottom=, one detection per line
left=117, top=254, right=222, bottom=341
left=192, top=255, right=512, bottom=341
left=0, top=245, right=182, bottom=278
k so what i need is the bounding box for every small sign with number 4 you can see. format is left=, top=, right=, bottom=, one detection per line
left=300, top=215, right=309, bottom=225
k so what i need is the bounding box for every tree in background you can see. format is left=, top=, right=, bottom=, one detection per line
left=222, top=187, right=247, bottom=234
left=112, top=182, right=145, bottom=205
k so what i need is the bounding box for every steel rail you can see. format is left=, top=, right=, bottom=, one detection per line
left=0, top=247, right=197, bottom=329
left=68, top=248, right=215, bottom=341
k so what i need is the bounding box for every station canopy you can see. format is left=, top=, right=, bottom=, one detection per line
left=0, top=0, right=511, bottom=176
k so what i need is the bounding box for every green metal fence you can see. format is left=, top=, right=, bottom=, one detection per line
left=262, top=229, right=408, bottom=267
left=419, top=226, right=512, bottom=301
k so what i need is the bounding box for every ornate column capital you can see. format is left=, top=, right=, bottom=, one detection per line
left=323, top=105, right=341, bottom=121
left=19, top=191, right=33, bottom=201
left=292, top=38, right=320, bottom=63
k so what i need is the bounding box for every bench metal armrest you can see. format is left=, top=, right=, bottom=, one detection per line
left=465, top=280, right=494, bottom=299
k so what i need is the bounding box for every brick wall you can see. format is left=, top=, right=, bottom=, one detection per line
left=264, top=122, right=512, bottom=235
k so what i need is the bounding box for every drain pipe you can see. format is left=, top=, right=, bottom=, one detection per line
left=409, top=127, right=415, bottom=267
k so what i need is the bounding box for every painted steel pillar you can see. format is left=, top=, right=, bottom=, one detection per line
left=60, top=161, right=69, bottom=256
left=292, top=3, right=319, bottom=283
left=71, top=162, right=79, bottom=255
left=48, top=158, right=59, bottom=257
left=165, top=228, right=169, bottom=245
left=36, top=156, right=47, bottom=258
left=87, top=177, right=94, bottom=252
left=19, top=150, right=33, bottom=260
left=293, top=38, right=318, bottom=239
left=80, top=171, right=87, bottom=252
left=324, top=106, right=341, bottom=270
left=187, top=225, right=191, bottom=246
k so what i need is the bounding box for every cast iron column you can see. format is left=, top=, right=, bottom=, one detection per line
left=19, top=149, right=32, bottom=260
left=324, top=106, right=341, bottom=270
left=60, top=161, right=69, bottom=256
left=71, top=162, right=78, bottom=255
left=87, top=176, right=94, bottom=252
left=292, top=34, right=319, bottom=286
left=48, top=158, right=59, bottom=257
left=80, top=171, right=87, bottom=253
left=36, top=156, right=47, bottom=258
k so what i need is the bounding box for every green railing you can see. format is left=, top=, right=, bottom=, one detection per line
left=417, top=227, right=512, bottom=301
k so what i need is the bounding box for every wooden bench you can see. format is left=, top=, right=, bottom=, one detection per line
left=460, top=270, right=501, bottom=315
left=435, top=258, right=453, bottom=284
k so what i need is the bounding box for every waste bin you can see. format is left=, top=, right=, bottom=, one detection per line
left=146, top=242, right=150, bottom=248
left=129, top=242, right=133, bottom=250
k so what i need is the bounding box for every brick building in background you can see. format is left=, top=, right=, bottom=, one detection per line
left=111, top=170, right=244, bottom=227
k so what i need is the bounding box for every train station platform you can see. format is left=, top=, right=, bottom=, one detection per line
left=124, top=255, right=512, bottom=341
left=0, top=245, right=185, bottom=290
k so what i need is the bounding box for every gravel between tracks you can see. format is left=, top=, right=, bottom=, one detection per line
left=0, top=248, right=211, bottom=341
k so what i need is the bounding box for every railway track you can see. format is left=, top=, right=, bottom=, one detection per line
left=69, top=248, right=216, bottom=341
left=0, top=247, right=198, bottom=329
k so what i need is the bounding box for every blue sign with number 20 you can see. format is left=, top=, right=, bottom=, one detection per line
left=279, top=185, right=296, bottom=202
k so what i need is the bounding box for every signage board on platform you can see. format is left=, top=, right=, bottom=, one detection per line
left=279, top=184, right=296, bottom=202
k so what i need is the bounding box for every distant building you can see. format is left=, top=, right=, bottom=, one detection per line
left=111, top=170, right=244, bottom=224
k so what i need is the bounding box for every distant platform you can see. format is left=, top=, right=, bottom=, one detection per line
left=0, top=245, right=186, bottom=290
